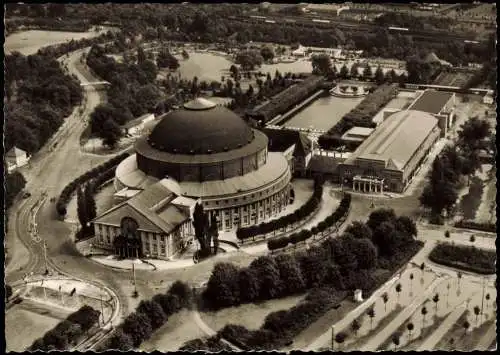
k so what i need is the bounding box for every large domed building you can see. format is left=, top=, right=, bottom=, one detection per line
left=92, top=98, right=292, bottom=259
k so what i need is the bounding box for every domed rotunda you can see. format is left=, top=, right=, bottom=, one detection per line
left=115, top=98, right=292, bottom=231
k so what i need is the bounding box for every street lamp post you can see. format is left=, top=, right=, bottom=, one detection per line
left=43, top=241, right=49, bottom=275
left=480, top=276, right=486, bottom=323
left=331, top=325, right=335, bottom=351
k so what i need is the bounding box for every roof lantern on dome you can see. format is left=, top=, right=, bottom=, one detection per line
left=183, top=98, right=217, bottom=110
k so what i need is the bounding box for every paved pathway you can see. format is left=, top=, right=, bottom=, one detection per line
left=360, top=278, right=443, bottom=351
left=476, top=321, right=497, bottom=350
left=417, top=304, right=467, bottom=351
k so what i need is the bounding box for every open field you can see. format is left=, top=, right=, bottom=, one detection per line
left=5, top=306, right=63, bottom=352
left=4, top=27, right=112, bottom=56
left=283, top=95, right=363, bottom=131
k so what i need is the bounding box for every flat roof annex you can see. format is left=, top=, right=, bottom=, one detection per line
left=344, top=110, right=438, bottom=171
left=407, top=89, right=454, bottom=115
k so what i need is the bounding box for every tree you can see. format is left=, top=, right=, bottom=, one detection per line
left=76, top=186, right=88, bottom=229
left=409, top=273, right=414, bottom=293
left=157, top=49, right=179, bottom=70
left=311, top=54, right=332, bottom=76
left=152, top=293, right=180, bottom=316
left=433, top=293, right=440, bottom=314
left=209, top=213, right=219, bottom=255
left=192, top=203, right=210, bottom=256
left=485, top=293, right=490, bottom=309
left=367, top=208, right=396, bottom=232
left=395, top=283, right=402, bottom=304
left=395, top=215, right=418, bottom=239
left=407, top=322, right=414, bottom=340
left=391, top=332, right=401, bottom=350
left=463, top=320, right=470, bottom=335
left=260, top=46, right=275, bottom=62
left=101, top=118, right=122, bottom=148
left=350, top=238, right=378, bottom=269
left=204, top=262, right=240, bottom=309
left=136, top=300, right=167, bottom=329
left=382, top=292, right=389, bottom=312
left=351, top=319, right=361, bottom=337
left=445, top=230, right=450, bottom=238
left=5, top=284, right=13, bottom=301
left=350, top=63, right=359, bottom=78
left=235, top=50, right=264, bottom=71
left=335, top=332, right=347, bottom=350
left=106, top=327, right=133, bottom=351
left=249, top=256, right=281, bottom=300
left=457, top=271, right=462, bottom=292
left=363, top=65, right=373, bottom=80
left=84, top=183, right=97, bottom=223
left=470, top=235, right=476, bottom=243
left=473, top=305, right=481, bottom=325
left=421, top=306, right=428, bottom=327
left=339, top=64, right=349, bottom=79
left=367, top=307, right=376, bottom=330
left=182, top=49, right=190, bottom=60
left=275, top=254, right=306, bottom=295
left=374, top=66, right=385, bottom=85
left=457, top=117, right=491, bottom=152
left=344, top=221, right=373, bottom=240
left=137, top=47, right=146, bottom=65
left=122, top=312, right=153, bottom=347
left=238, top=268, right=260, bottom=303
left=168, top=280, right=192, bottom=308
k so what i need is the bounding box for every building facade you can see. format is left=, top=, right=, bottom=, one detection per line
left=114, top=98, right=292, bottom=232
left=338, top=110, right=441, bottom=193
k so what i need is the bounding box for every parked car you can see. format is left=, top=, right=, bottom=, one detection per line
left=23, top=192, right=31, bottom=199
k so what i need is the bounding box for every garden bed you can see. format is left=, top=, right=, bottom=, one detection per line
left=428, top=243, right=495, bottom=274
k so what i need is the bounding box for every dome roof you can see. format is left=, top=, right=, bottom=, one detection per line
left=148, top=98, right=254, bottom=154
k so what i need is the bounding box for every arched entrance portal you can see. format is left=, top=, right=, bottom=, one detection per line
left=113, top=217, right=143, bottom=259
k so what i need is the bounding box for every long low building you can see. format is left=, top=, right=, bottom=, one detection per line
left=338, top=110, right=441, bottom=193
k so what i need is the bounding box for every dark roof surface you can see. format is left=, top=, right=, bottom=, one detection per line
left=408, top=90, right=454, bottom=115
left=148, top=98, right=254, bottom=154
left=261, top=128, right=311, bottom=157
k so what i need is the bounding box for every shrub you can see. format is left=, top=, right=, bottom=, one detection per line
left=121, top=312, right=153, bottom=348
left=454, top=220, right=495, bottom=233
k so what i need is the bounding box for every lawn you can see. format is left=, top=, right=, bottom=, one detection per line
left=5, top=28, right=111, bottom=56
left=475, top=167, right=496, bottom=224
left=200, top=294, right=305, bottom=332
left=5, top=307, right=62, bottom=352
left=140, top=310, right=207, bottom=352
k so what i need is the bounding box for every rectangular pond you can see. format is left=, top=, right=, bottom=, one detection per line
left=282, top=95, right=364, bottom=131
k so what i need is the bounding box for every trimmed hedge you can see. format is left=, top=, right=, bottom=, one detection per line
left=238, top=179, right=324, bottom=242
left=318, top=83, right=399, bottom=150
left=429, top=242, right=495, bottom=274
left=454, top=220, right=496, bottom=233
left=267, top=193, right=352, bottom=251
left=30, top=305, right=100, bottom=351
left=56, top=152, right=129, bottom=217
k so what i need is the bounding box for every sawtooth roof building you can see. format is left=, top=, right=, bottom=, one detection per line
left=338, top=110, right=441, bottom=193
left=93, top=98, right=293, bottom=259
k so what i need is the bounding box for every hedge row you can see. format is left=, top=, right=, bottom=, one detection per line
left=248, top=75, right=325, bottom=123
left=429, top=242, right=495, bottom=274
left=100, top=281, right=192, bottom=351
left=30, top=305, right=100, bottom=351
left=454, top=220, right=496, bottom=233
left=318, top=83, right=399, bottom=150
left=218, top=288, right=348, bottom=351
left=268, top=193, right=351, bottom=251
left=236, top=178, right=324, bottom=242
left=56, top=152, right=129, bottom=217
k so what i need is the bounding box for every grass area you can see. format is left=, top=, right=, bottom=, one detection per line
left=5, top=307, right=62, bottom=352
left=435, top=312, right=494, bottom=351
left=200, top=294, right=305, bottom=332
left=475, top=174, right=497, bottom=224
left=342, top=305, right=404, bottom=351
left=140, top=310, right=206, bottom=352
left=459, top=176, right=484, bottom=220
